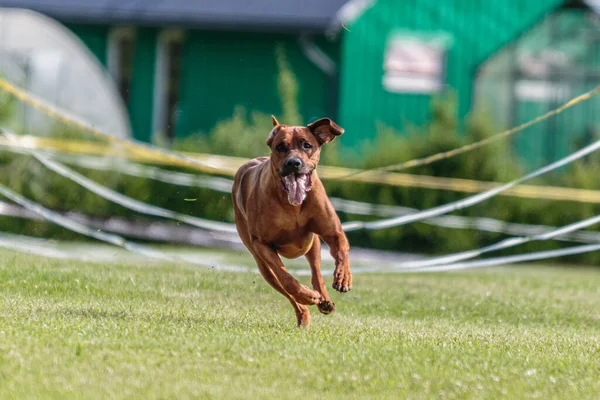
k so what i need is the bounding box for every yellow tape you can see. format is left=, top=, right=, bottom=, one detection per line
left=5, top=74, right=599, bottom=183
left=0, top=77, right=221, bottom=175
left=3, top=135, right=600, bottom=204
left=2, top=75, right=600, bottom=203
left=341, top=86, right=600, bottom=179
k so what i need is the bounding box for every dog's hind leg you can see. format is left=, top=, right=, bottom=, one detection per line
left=251, top=241, right=322, bottom=307
left=235, top=222, right=312, bottom=327
left=305, top=237, right=335, bottom=315
left=251, top=254, right=311, bottom=327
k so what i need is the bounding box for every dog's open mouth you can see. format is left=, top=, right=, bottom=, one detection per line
left=280, top=172, right=313, bottom=206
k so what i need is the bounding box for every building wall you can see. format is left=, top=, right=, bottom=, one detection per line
left=64, top=23, right=109, bottom=66
left=128, top=28, right=158, bottom=142
left=338, top=0, right=565, bottom=150
left=175, top=31, right=339, bottom=138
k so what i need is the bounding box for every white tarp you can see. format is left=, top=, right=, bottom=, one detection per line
left=0, top=7, right=131, bottom=138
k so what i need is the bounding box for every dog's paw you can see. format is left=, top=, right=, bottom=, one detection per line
left=317, top=300, right=336, bottom=315
left=295, top=285, right=322, bottom=305
left=332, top=268, right=352, bottom=293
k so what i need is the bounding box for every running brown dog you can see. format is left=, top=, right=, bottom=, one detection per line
left=232, top=116, right=352, bottom=327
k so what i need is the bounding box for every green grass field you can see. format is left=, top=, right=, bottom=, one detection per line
left=1, top=248, right=599, bottom=399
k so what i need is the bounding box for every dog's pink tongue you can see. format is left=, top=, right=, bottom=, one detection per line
left=285, top=174, right=307, bottom=206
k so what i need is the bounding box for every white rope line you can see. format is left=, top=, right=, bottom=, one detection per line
left=47, top=152, right=600, bottom=244
left=52, top=153, right=234, bottom=193
left=0, top=232, right=247, bottom=271
left=4, top=189, right=597, bottom=272
left=0, top=182, right=169, bottom=258
left=342, top=138, right=600, bottom=231
left=3, top=131, right=600, bottom=273
left=5, top=189, right=596, bottom=273
left=1, top=130, right=238, bottom=234
left=41, top=148, right=600, bottom=249
left=0, top=231, right=386, bottom=275
left=0, top=182, right=249, bottom=272
left=2, top=229, right=598, bottom=274
left=402, top=213, right=600, bottom=269
left=6, top=142, right=600, bottom=245
left=0, top=233, right=96, bottom=262
left=331, top=199, right=600, bottom=243
left=401, top=244, right=600, bottom=273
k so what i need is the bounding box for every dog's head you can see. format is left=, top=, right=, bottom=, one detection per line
left=266, top=116, right=344, bottom=207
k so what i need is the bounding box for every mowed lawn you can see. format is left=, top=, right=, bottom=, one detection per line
left=1, top=249, right=599, bottom=399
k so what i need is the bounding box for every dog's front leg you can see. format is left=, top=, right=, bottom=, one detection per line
left=305, top=237, right=335, bottom=314
left=320, top=230, right=352, bottom=293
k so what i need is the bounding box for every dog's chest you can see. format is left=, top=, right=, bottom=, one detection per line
left=250, top=206, right=311, bottom=244
left=263, top=218, right=314, bottom=258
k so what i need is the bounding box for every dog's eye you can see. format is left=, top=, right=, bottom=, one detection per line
left=276, top=144, right=288, bottom=153
left=302, top=142, right=312, bottom=150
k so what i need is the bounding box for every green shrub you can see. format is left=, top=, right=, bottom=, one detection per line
left=0, top=86, right=14, bottom=123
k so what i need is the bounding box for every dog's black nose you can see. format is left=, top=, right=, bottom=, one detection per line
left=284, top=157, right=302, bottom=171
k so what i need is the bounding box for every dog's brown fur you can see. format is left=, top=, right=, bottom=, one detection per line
left=232, top=116, right=352, bottom=327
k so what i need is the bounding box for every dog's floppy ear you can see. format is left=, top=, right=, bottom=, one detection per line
left=307, top=118, right=344, bottom=145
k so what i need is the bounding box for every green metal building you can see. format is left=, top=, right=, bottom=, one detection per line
left=340, top=1, right=561, bottom=142
left=335, top=0, right=600, bottom=167
left=2, top=0, right=599, bottom=167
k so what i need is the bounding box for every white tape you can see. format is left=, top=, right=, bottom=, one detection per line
left=0, top=199, right=245, bottom=248
left=331, top=198, right=600, bottom=243
left=0, top=232, right=249, bottom=272
left=53, top=153, right=234, bottom=193
left=403, top=213, right=600, bottom=268
left=0, top=232, right=96, bottom=262
left=403, top=243, right=600, bottom=272
left=343, top=138, right=600, bottom=231
left=6, top=134, right=600, bottom=274
left=2, top=228, right=598, bottom=274
left=2, top=130, right=239, bottom=234
left=48, top=152, right=600, bottom=244
left=0, top=182, right=251, bottom=271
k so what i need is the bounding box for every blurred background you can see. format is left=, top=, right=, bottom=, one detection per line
left=2, top=0, right=600, bottom=264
